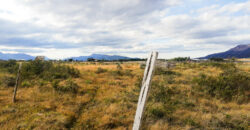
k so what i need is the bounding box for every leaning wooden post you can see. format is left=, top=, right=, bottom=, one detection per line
left=133, top=51, right=158, bottom=130
left=13, top=62, right=22, bottom=103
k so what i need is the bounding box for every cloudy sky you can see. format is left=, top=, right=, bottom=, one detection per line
left=0, top=0, right=250, bottom=59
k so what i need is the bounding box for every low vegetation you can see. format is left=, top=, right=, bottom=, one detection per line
left=193, top=63, right=249, bottom=103
left=170, top=57, right=191, bottom=62
left=0, top=60, right=18, bottom=74
left=209, top=57, right=224, bottom=62
left=52, top=79, right=79, bottom=94
left=0, top=60, right=249, bottom=129
left=21, top=60, right=80, bottom=81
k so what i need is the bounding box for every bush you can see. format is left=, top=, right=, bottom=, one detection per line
left=200, top=62, right=236, bottom=71
left=184, top=118, right=201, bottom=128
left=171, top=57, right=190, bottom=62
left=140, top=64, right=146, bottom=69
left=95, top=67, right=107, bottom=74
left=150, top=82, right=174, bottom=103
left=116, top=63, right=122, bottom=70
left=21, top=81, right=32, bottom=87
left=124, top=70, right=134, bottom=77
left=149, top=105, right=166, bottom=119
left=48, top=65, right=80, bottom=79
left=21, top=60, right=52, bottom=79
left=39, top=80, right=47, bottom=87
left=2, top=76, right=16, bottom=87
left=193, top=69, right=250, bottom=103
left=53, top=79, right=79, bottom=93
left=209, top=57, right=224, bottom=62
left=110, top=70, right=123, bottom=76
left=21, top=61, right=80, bottom=81
left=135, top=76, right=143, bottom=89
left=52, top=80, right=60, bottom=89
left=85, top=80, right=92, bottom=84
left=145, top=82, right=176, bottom=121
left=154, top=67, right=180, bottom=76
left=0, top=60, right=18, bottom=73
left=107, top=64, right=124, bottom=76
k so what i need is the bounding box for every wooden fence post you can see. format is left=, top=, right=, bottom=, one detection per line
left=13, top=62, right=22, bottom=103
left=133, top=51, right=158, bottom=130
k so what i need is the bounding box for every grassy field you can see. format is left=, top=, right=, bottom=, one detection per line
left=0, top=60, right=249, bottom=129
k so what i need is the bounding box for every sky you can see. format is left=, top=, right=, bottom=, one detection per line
left=0, top=0, right=250, bottom=59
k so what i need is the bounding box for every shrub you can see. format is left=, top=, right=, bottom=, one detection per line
left=21, top=81, right=32, bottom=87
left=200, top=62, right=236, bottom=71
left=21, top=61, right=80, bottom=81
left=21, top=61, right=52, bottom=79
left=124, top=70, right=134, bottom=77
left=116, top=63, right=122, bottom=70
left=66, top=66, right=80, bottom=78
left=208, top=116, right=247, bottom=129
left=110, top=70, right=123, bottom=76
left=147, top=103, right=175, bottom=121
left=184, top=118, right=201, bottom=128
left=39, top=80, right=47, bottom=87
left=53, top=79, right=79, bottom=93
left=52, top=80, right=60, bottom=89
left=171, top=57, right=190, bottom=62
left=193, top=69, right=250, bottom=103
left=150, top=82, right=174, bottom=103
left=149, top=105, right=166, bottom=119
left=209, top=57, right=224, bottom=62
left=95, top=67, right=107, bottom=74
left=145, top=82, right=176, bottom=121
left=140, top=64, right=146, bottom=69
left=30, top=60, right=49, bottom=75
left=2, top=76, right=16, bottom=87
left=135, top=76, right=143, bottom=89
left=0, top=60, right=18, bottom=73
left=85, top=80, right=92, bottom=84
left=154, top=67, right=180, bottom=76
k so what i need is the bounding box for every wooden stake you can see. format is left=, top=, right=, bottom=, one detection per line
left=133, top=52, right=158, bottom=130
left=13, top=62, right=22, bottom=103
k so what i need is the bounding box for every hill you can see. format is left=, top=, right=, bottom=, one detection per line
left=67, top=54, right=139, bottom=61
left=201, top=44, right=250, bottom=59
left=0, top=52, right=35, bottom=60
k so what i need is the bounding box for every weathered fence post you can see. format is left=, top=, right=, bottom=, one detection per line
left=133, top=51, right=158, bottom=130
left=13, top=62, right=22, bottom=103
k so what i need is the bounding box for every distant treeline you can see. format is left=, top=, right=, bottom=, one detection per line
left=66, top=58, right=146, bottom=62
left=0, top=58, right=146, bottom=62
left=0, top=57, right=233, bottom=63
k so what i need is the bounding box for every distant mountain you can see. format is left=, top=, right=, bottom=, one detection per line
left=0, top=52, right=35, bottom=60
left=67, top=54, right=139, bottom=61
left=200, top=44, right=250, bottom=59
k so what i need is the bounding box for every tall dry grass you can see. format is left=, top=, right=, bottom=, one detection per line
left=0, top=61, right=249, bottom=129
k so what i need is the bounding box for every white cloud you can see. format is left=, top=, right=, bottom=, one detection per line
left=0, top=0, right=250, bottom=59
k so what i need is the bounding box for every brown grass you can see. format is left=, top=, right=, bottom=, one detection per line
left=0, top=61, right=249, bottom=129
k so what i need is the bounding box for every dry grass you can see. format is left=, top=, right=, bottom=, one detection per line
left=0, top=62, right=142, bottom=129
left=0, top=61, right=249, bottom=129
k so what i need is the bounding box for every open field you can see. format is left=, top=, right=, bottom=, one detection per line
left=237, top=58, right=250, bottom=62
left=0, top=61, right=249, bottom=129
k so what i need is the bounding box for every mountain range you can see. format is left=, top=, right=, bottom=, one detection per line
left=0, top=52, right=35, bottom=60
left=1, top=44, right=249, bottom=60
left=0, top=52, right=138, bottom=61
left=201, top=44, right=250, bottom=59
left=67, top=54, right=139, bottom=61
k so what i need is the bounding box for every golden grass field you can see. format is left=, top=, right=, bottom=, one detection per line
left=0, top=61, right=249, bottom=129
